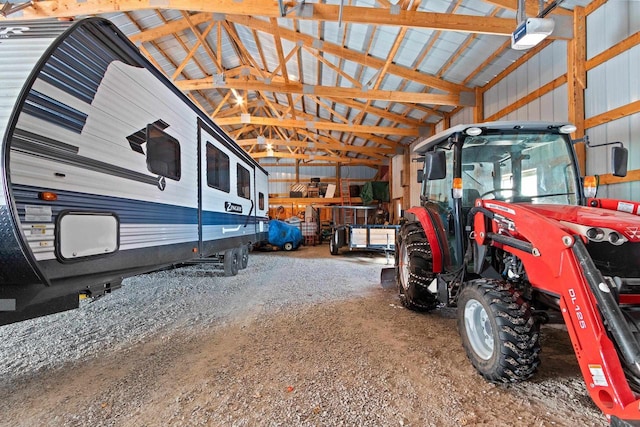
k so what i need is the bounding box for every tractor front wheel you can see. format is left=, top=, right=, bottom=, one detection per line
left=457, top=279, right=540, bottom=383
left=396, top=221, right=438, bottom=311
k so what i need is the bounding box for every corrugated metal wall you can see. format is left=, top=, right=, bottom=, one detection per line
left=481, top=2, right=638, bottom=199
left=483, top=42, right=568, bottom=122
left=585, top=1, right=640, bottom=199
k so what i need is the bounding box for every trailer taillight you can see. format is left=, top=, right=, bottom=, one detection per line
left=452, top=178, right=463, bottom=199
left=584, top=176, right=597, bottom=198
left=38, top=192, right=57, bottom=201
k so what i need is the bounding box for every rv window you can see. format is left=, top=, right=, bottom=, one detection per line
left=237, top=165, right=251, bottom=199
left=259, top=192, right=265, bottom=210
left=206, top=143, right=230, bottom=192
left=146, top=124, right=181, bottom=180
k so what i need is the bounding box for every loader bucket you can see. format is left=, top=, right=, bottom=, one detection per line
left=380, top=267, right=397, bottom=289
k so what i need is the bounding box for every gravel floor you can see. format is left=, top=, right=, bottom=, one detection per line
left=0, top=244, right=607, bottom=426
left=0, top=245, right=383, bottom=379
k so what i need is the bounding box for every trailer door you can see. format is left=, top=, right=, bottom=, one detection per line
left=197, top=120, right=255, bottom=254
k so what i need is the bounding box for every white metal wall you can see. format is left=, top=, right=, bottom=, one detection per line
left=483, top=41, right=568, bottom=122
left=481, top=2, right=638, bottom=199
left=585, top=1, right=640, bottom=199
left=450, top=107, right=474, bottom=126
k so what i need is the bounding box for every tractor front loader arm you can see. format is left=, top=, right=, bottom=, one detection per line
left=471, top=200, right=640, bottom=422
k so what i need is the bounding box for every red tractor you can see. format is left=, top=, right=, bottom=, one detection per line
left=390, top=121, right=640, bottom=425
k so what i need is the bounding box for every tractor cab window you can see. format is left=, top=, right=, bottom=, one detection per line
left=461, top=132, right=579, bottom=205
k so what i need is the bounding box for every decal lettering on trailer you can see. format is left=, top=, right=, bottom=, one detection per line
left=0, top=26, right=29, bottom=38
left=225, top=202, right=243, bottom=213
left=568, top=288, right=587, bottom=329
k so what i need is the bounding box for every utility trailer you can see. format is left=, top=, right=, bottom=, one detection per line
left=382, top=121, right=640, bottom=425
left=0, top=18, right=269, bottom=325
left=329, top=205, right=398, bottom=257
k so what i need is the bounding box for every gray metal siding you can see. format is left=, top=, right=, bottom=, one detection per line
left=584, top=1, right=639, bottom=196
left=483, top=41, right=568, bottom=120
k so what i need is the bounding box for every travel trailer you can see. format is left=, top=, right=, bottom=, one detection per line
left=0, top=18, right=269, bottom=325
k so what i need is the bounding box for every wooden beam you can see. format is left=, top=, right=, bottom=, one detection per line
left=129, top=13, right=470, bottom=94
left=584, top=100, right=640, bottom=129
left=171, top=21, right=215, bottom=80
left=15, top=1, right=517, bottom=36
left=482, top=0, right=572, bottom=16
left=327, top=96, right=436, bottom=125
left=568, top=6, right=586, bottom=173
left=227, top=15, right=471, bottom=95
left=237, top=137, right=395, bottom=156
left=214, top=116, right=419, bottom=136
left=176, top=77, right=468, bottom=106
left=598, top=169, right=640, bottom=186
left=251, top=151, right=385, bottom=166
left=482, top=39, right=553, bottom=92
left=586, top=31, right=640, bottom=71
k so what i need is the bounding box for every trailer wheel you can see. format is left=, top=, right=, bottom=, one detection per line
left=396, top=221, right=438, bottom=311
left=239, top=245, right=249, bottom=270
left=458, top=279, right=540, bottom=383
left=283, top=242, right=294, bottom=251
left=329, top=230, right=339, bottom=255
left=223, top=248, right=239, bottom=276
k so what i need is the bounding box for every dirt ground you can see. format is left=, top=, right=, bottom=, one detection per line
left=0, top=246, right=607, bottom=427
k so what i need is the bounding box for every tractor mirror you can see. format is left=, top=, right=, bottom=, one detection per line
left=612, top=146, right=628, bottom=177
left=425, top=151, right=446, bottom=180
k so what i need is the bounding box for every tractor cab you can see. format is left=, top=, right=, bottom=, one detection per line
left=418, top=122, right=583, bottom=269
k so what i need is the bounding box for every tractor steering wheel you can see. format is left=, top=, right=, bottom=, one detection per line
left=480, top=188, right=519, bottom=200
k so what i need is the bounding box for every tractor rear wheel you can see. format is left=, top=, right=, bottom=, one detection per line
left=457, top=279, right=540, bottom=383
left=396, top=221, right=438, bottom=311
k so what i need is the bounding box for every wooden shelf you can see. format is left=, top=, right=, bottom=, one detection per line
left=269, top=197, right=362, bottom=206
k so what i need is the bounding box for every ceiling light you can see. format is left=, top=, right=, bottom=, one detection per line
left=511, top=18, right=555, bottom=50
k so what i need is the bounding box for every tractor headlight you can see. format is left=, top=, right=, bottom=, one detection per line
left=561, top=222, right=628, bottom=245
left=608, top=231, right=624, bottom=245
left=586, top=227, right=605, bottom=241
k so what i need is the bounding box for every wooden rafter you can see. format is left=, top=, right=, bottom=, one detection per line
left=16, top=1, right=517, bottom=36
left=175, top=78, right=469, bottom=106
left=213, top=116, right=419, bottom=137
left=1, top=0, right=588, bottom=167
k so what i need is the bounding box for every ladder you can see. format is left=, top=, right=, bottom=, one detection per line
left=340, top=179, right=354, bottom=224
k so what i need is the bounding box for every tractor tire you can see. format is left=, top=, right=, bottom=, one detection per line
left=396, top=221, right=438, bottom=311
left=223, top=248, right=239, bottom=277
left=239, top=244, right=249, bottom=270
left=457, top=278, right=541, bottom=383
left=329, top=230, right=339, bottom=255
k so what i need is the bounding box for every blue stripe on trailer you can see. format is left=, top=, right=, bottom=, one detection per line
left=12, top=185, right=266, bottom=226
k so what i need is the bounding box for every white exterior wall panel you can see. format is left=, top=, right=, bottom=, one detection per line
left=450, top=107, right=474, bottom=126
left=584, top=1, right=639, bottom=196
left=483, top=42, right=567, bottom=120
